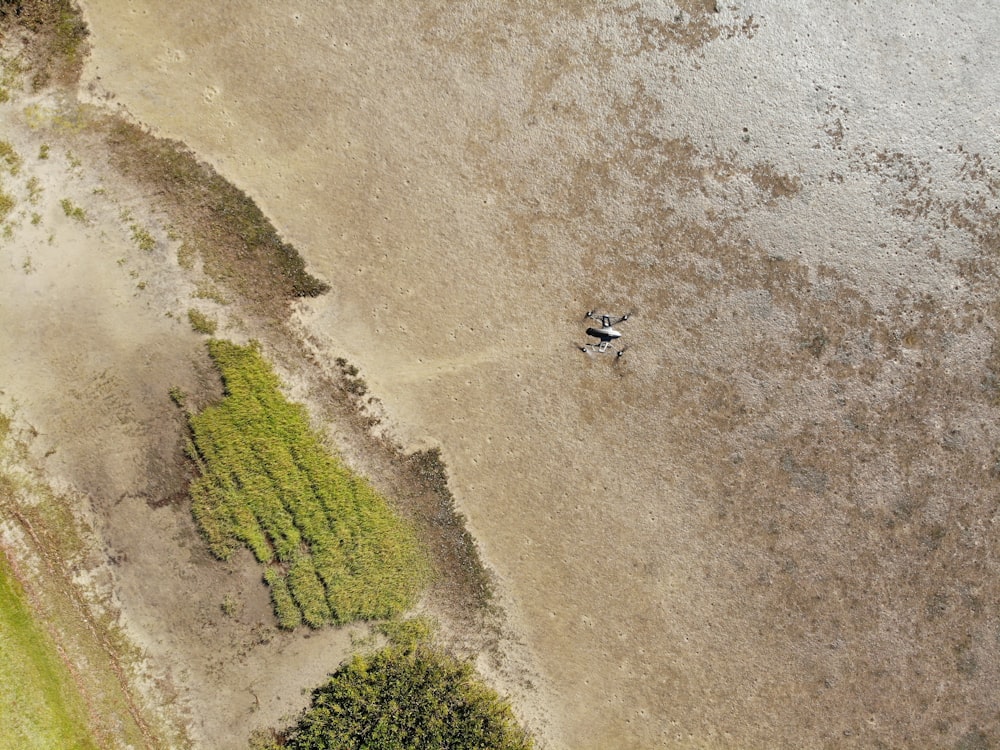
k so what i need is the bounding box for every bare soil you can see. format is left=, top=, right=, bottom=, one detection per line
left=6, top=1, right=1000, bottom=749
left=0, top=14, right=527, bottom=749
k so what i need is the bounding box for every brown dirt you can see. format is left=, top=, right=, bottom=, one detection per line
left=7, top=1, right=1000, bottom=748
left=0, top=10, right=519, bottom=749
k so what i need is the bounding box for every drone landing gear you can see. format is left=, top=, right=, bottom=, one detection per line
left=579, top=344, right=627, bottom=358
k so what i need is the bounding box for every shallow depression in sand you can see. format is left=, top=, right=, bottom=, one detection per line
left=79, top=2, right=1000, bottom=747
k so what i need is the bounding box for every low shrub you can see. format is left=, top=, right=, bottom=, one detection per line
left=263, top=645, right=534, bottom=750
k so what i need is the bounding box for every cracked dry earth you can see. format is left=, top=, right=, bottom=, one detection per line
left=71, top=1, right=1000, bottom=748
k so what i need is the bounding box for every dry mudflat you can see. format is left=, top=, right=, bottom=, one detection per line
left=3, top=1, right=1000, bottom=748
left=0, top=87, right=368, bottom=746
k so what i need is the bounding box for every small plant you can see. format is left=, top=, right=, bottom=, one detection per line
left=194, top=280, right=229, bottom=304
left=0, top=141, right=21, bottom=175
left=343, top=376, right=367, bottom=396
left=38, top=144, right=50, bottom=159
left=221, top=593, right=242, bottom=618
left=176, top=242, right=195, bottom=270
left=26, top=176, right=41, bottom=204
left=66, top=150, right=81, bottom=170
left=30, top=213, right=41, bottom=225
left=22, top=255, right=34, bottom=273
left=0, top=54, right=25, bottom=103
left=0, top=189, right=13, bottom=222
left=59, top=197, right=85, bottom=222
left=375, top=616, right=435, bottom=648
left=129, top=223, right=155, bottom=252
left=187, top=308, right=217, bottom=335
left=168, top=386, right=187, bottom=408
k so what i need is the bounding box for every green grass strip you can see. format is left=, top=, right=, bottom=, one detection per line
left=188, top=340, right=427, bottom=628
left=0, top=551, right=99, bottom=750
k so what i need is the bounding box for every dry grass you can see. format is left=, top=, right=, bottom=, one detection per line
left=0, top=0, right=89, bottom=89
left=100, top=118, right=328, bottom=313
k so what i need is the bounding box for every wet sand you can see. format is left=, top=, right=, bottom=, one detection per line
left=77, top=2, right=1000, bottom=747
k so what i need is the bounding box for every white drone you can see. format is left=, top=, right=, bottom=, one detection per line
left=580, top=310, right=630, bottom=357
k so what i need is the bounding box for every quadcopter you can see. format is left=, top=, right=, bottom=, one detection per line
left=580, top=310, right=630, bottom=357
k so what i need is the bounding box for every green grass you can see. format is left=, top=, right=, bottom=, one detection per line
left=187, top=340, right=428, bottom=628
left=186, top=308, right=217, bottom=335
left=0, top=141, right=22, bottom=176
left=129, top=223, right=155, bottom=252
left=0, top=53, right=25, bottom=103
left=376, top=615, right=435, bottom=648
left=257, top=645, right=534, bottom=750
left=0, top=552, right=99, bottom=750
left=0, top=188, right=13, bottom=222
left=59, top=197, right=84, bottom=222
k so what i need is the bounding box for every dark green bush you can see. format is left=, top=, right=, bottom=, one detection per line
left=268, top=645, right=534, bottom=750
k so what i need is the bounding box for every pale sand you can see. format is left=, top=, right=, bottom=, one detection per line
left=0, top=90, right=374, bottom=747
left=11, top=1, right=995, bottom=747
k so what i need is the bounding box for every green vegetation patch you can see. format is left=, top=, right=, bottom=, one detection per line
left=0, top=52, right=25, bottom=103
left=187, top=340, right=427, bottom=627
left=0, top=140, right=22, bottom=175
left=129, top=223, right=155, bottom=252
left=0, top=551, right=99, bottom=750
left=186, top=308, right=217, bottom=335
left=376, top=615, right=435, bottom=648
left=0, top=187, right=13, bottom=222
left=258, top=645, right=533, bottom=750
left=59, top=197, right=84, bottom=222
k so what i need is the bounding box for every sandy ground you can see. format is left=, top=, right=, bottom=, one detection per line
left=3, top=0, right=996, bottom=747
left=0, top=88, right=388, bottom=747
